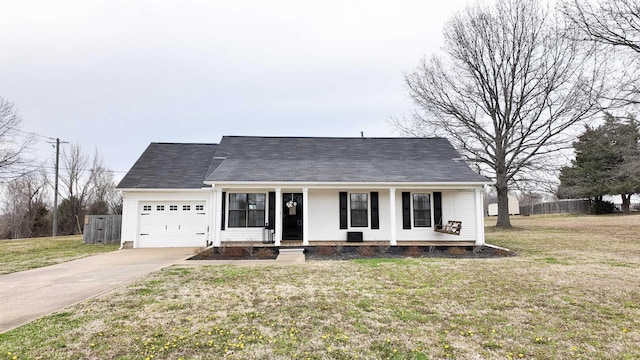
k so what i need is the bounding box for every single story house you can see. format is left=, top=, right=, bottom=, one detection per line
left=116, top=136, right=491, bottom=248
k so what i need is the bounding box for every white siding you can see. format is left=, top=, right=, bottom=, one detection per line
left=395, top=189, right=478, bottom=242
left=120, top=193, right=137, bottom=246
left=119, top=190, right=213, bottom=248
left=122, top=185, right=486, bottom=246
left=440, top=190, right=477, bottom=241
left=308, top=189, right=391, bottom=242
left=220, top=228, right=265, bottom=242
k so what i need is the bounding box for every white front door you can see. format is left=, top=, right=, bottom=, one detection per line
left=138, top=202, right=207, bottom=247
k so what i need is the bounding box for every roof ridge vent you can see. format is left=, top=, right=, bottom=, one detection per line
left=213, top=156, right=227, bottom=160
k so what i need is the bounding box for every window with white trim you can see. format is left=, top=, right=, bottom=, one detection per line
left=228, top=193, right=266, bottom=227
left=183, top=205, right=191, bottom=211
left=169, top=205, right=178, bottom=211
left=156, top=205, right=164, bottom=211
left=413, top=193, right=431, bottom=227
left=350, top=193, right=368, bottom=227
left=195, top=205, right=204, bottom=211
left=143, top=205, right=152, bottom=211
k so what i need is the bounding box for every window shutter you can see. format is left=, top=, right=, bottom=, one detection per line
left=371, top=192, right=379, bottom=229
left=339, top=192, right=348, bottom=229
left=402, top=192, right=411, bottom=229
left=221, top=192, right=226, bottom=230
left=268, top=191, right=276, bottom=230
left=433, top=192, right=442, bottom=228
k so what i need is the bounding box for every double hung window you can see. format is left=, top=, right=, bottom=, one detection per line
left=350, top=193, right=368, bottom=227
left=413, top=193, right=431, bottom=227
left=228, top=193, right=266, bottom=227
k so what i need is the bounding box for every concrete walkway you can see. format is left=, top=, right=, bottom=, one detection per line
left=0, top=248, right=196, bottom=333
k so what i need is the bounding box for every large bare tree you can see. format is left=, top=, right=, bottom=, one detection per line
left=562, top=0, right=640, bottom=104
left=0, top=97, right=33, bottom=179
left=395, top=0, right=603, bottom=227
left=55, top=144, right=120, bottom=234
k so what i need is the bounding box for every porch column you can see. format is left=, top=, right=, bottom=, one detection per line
left=275, top=187, right=282, bottom=246
left=389, top=187, right=397, bottom=246
left=213, top=188, right=223, bottom=247
left=475, top=187, right=485, bottom=246
left=302, top=187, right=309, bottom=245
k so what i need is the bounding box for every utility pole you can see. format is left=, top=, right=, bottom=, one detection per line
left=53, top=138, right=60, bottom=237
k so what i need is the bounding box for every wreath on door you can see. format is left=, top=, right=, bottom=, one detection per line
left=286, top=197, right=297, bottom=215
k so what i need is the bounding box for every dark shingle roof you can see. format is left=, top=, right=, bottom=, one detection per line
left=118, top=137, right=490, bottom=189
left=206, top=136, right=489, bottom=183
left=117, top=143, right=218, bottom=189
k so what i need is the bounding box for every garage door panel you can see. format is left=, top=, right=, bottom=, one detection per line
left=138, top=201, right=208, bottom=248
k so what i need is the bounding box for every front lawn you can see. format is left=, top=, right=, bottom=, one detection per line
left=1, top=215, right=639, bottom=359
left=0, top=236, right=119, bottom=275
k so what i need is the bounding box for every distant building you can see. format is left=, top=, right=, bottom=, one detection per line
left=487, top=195, right=520, bottom=216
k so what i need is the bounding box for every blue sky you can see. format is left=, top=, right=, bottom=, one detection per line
left=1, top=0, right=469, bottom=181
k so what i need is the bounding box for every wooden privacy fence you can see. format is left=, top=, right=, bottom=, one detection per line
left=83, top=215, right=122, bottom=244
left=520, top=199, right=591, bottom=215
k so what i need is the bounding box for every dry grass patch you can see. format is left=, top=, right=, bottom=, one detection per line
left=486, top=214, right=640, bottom=266
left=1, top=214, right=639, bottom=359
left=0, top=235, right=119, bottom=274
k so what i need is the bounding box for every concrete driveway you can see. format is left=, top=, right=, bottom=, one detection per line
left=0, top=248, right=196, bottom=333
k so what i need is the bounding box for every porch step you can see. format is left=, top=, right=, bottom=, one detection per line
left=279, top=248, right=305, bottom=255
left=277, top=248, right=305, bottom=263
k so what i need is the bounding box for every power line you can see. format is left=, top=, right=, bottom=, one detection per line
left=6, top=128, right=57, bottom=141
left=15, top=163, right=128, bottom=173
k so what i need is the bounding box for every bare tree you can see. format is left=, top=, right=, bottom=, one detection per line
left=563, top=0, right=640, bottom=52
left=394, top=0, right=603, bottom=227
left=562, top=0, right=640, bottom=104
left=0, top=97, right=33, bottom=179
left=88, top=153, right=121, bottom=215
left=54, top=144, right=120, bottom=234
left=1, top=173, right=50, bottom=239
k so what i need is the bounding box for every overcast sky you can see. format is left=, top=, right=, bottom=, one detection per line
left=1, top=0, right=470, bottom=181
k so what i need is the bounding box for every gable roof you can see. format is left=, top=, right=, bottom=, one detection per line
left=205, top=136, right=489, bottom=183
left=117, top=143, right=218, bottom=189
left=117, top=137, right=490, bottom=189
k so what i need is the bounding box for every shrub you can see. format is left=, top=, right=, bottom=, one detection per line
left=591, top=200, right=615, bottom=214
left=197, top=248, right=216, bottom=257
left=404, top=246, right=423, bottom=257
left=255, top=248, right=275, bottom=259
left=447, top=246, right=466, bottom=256
left=220, top=247, right=248, bottom=259
left=357, top=246, right=377, bottom=257
left=317, top=246, right=338, bottom=256
left=376, top=245, right=391, bottom=255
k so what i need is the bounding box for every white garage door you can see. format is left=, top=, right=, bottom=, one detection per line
left=138, top=202, right=208, bottom=247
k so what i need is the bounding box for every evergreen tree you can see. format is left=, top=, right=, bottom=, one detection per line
left=558, top=114, right=640, bottom=212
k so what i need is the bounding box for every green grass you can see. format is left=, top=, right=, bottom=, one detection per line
left=0, top=235, right=119, bottom=274
left=1, top=214, right=640, bottom=359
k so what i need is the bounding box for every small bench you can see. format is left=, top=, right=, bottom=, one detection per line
left=434, top=221, right=462, bottom=235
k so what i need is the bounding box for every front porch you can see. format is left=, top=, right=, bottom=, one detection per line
left=212, top=186, right=486, bottom=247
left=219, top=240, right=478, bottom=248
